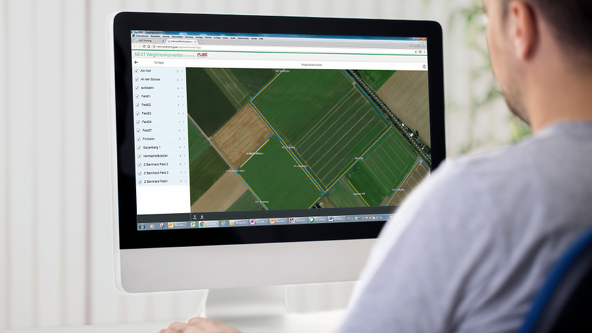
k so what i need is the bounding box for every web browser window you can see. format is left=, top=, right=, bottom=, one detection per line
left=130, top=30, right=432, bottom=231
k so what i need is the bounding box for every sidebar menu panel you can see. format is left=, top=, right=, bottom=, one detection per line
left=133, top=66, right=191, bottom=215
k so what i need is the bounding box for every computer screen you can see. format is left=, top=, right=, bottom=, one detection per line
left=111, top=12, right=444, bottom=292
left=131, top=30, right=432, bottom=232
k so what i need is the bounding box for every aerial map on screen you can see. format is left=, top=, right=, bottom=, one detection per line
left=186, top=68, right=431, bottom=213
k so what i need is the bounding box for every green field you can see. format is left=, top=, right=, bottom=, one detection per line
left=186, top=67, right=421, bottom=211
left=252, top=70, right=352, bottom=142
left=188, top=117, right=210, bottom=165
left=186, top=68, right=237, bottom=137
left=205, top=68, right=251, bottom=109
left=203, top=68, right=278, bottom=110
left=358, top=70, right=396, bottom=91
left=294, top=86, right=391, bottom=188
left=240, top=135, right=322, bottom=210
left=231, top=68, right=277, bottom=97
left=227, top=191, right=265, bottom=212
left=325, top=178, right=367, bottom=208
left=252, top=69, right=390, bottom=190
left=345, top=130, right=418, bottom=206
left=189, top=146, right=229, bottom=205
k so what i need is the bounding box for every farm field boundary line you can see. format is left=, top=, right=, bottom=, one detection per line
left=347, top=179, right=370, bottom=207
left=239, top=135, right=273, bottom=168
left=324, top=127, right=391, bottom=194
left=387, top=158, right=422, bottom=205
left=235, top=172, right=269, bottom=210
left=249, top=101, right=324, bottom=193
left=343, top=70, right=392, bottom=126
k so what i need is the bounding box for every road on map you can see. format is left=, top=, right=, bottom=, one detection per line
left=346, top=70, right=432, bottom=167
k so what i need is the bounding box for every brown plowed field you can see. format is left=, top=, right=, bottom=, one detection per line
left=377, top=71, right=431, bottom=145
left=191, top=172, right=247, bottom=213
left=211, top=103, right=273, bottom=168
left=389, top=160, right=430, bottom=206
left=319, top=197, right=335, bottom=209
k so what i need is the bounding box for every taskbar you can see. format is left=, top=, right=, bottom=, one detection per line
left=137, top=213, right=393, bottom=231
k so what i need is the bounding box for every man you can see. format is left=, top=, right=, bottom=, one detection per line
left=160, top=0, right=592, bottom=332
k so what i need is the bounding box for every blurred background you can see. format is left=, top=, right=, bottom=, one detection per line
left=0, top=0, right=530, bottom=330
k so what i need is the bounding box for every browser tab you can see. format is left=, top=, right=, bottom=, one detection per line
left=270, top=218, right=288, bottom=225
left=174, top=222, right=188, bottom=229
left=308, top=216, right=328, bottom=223
left=290, top=217, right=308, bottom=224
left=230, top=219, right=249, bottom=226
left=254, top=219, right=269, bottom=226
left=198, top=220, right=219, bottom=228
left=329, top=216, right=347, bottom=223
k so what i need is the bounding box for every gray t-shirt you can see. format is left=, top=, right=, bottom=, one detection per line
left=338, top=121, right=592, bottom=333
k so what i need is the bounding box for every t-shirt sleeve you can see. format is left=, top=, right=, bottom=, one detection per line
left=337, top=161, right=502, bottom=333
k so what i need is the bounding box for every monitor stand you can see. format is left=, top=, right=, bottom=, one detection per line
left=201, top=286, right=339, bottom=333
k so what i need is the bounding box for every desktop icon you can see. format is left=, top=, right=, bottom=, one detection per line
left=270, top=218, right=276, bottom=224
left=149, top=224, right=154, bottom=229
left=139, top=224, right=145, bottom=230
left=250, top=219, right=256, bottom=225
left=199, top=221, right=205, bottom=228
left=309, top=217, right=315, bottom=223
left=290, top=218, right=295, bottom=223
left=168, top=222, right=174, bottom=229
left=355, top=217, right=359, bottom=220
left=328, top=216, right=334, bottom=222
left=362, top=216, right=365, bottom=220
left=221, top=220, right=228, bottom=227
left=230, top=220, right=235, bottom=226
left=159, top=222, right=165, bottom=229
left=190, top=221, right=196, bottom=228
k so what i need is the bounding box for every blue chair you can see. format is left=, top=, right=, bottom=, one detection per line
left=519, top=226, right=592, bottom=333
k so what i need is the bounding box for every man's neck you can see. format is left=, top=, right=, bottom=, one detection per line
left=528, top=70, right=592, bottom=135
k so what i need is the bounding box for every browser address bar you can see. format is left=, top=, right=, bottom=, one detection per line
left=132, top=44, right=424, bottom=55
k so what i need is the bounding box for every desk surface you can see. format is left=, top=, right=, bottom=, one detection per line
left=1, top=310, right=345, bottom=333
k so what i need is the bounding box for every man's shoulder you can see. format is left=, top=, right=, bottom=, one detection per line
left=439, top=121, right=592, bottom=189
left=424, top=145, right=530, bottom=202
left=430, top=135, right=551, bottom=200
left=439, top=139, right=537, bottom=182
left=399, top=137, right=550, bottom=233
left=413, top=127, right=592, bottom=234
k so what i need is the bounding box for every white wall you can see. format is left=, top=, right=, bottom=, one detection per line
left=0, top=0, right=515, bottom=329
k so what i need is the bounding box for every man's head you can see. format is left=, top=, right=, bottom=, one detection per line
left=483, top=0, right=592, bottom=128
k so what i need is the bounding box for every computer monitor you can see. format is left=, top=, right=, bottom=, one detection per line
left=109, top=12, right=445, bottom=294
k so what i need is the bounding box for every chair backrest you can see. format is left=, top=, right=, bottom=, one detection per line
left=519, top=226, right=592, bottom=333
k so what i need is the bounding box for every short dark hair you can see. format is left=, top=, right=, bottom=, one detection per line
left=505, top=0, right=592, bottom=58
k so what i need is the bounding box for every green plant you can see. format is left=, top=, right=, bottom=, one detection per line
left=430, top=0, right=532, bottom=150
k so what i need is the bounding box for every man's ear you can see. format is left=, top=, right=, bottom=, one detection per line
left=507, top=0, right=538, bottom=61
